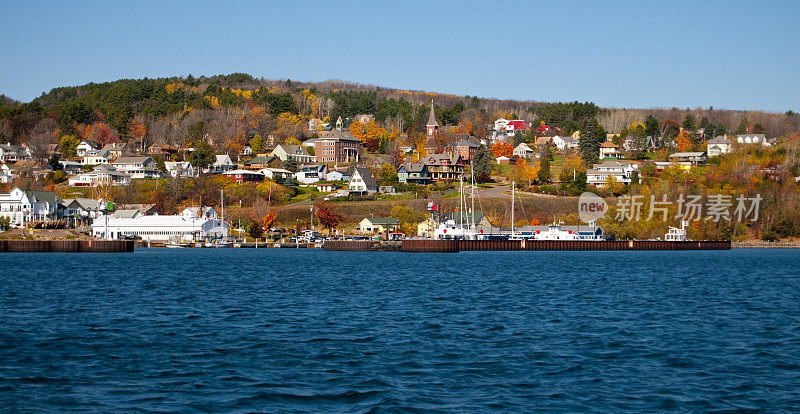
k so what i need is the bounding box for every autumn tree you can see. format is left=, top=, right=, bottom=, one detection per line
left=315, top=202, right=343, bottom=234
left=59, top=134, right=80, bottom=158
left=250, top=134, right=264, bottom=154
left=492, top=141, right=513, bottom=158
left=676, top=130, right=693, bottom=151
left=379, top=163, right=398, bottom=185
left=390, top=205, right=426, bottom=235
left=511, top=158, right=539, bottom=186
left=350, top=120, right=383, bottom=152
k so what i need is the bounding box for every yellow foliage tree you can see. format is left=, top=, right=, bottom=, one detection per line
left=676, top=130, right=693, bottom=151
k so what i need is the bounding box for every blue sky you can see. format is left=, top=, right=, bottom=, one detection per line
left=1, top=0, right=798, bottom=112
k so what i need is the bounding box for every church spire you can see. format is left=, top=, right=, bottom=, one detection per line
left=426, top=99, right=439, bottom=138
left=426, top=99, right=439, bottom=127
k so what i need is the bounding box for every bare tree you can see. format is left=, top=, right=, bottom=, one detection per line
left=27, top=118, right=58, bottom=166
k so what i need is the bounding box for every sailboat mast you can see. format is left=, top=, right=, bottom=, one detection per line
left=511, top=181, right=515, bottom=238
left=470, top=162, right=475, bottom=229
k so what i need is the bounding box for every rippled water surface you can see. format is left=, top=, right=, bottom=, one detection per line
left=2, top=248, right=800, bottom=412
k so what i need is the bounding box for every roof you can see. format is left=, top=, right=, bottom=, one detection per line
left=275, top=145, right=310, bottom=156
left=243, top=155, right=275, bottom=165
left=454, top=135, right=480, bottom=148
left=593, top=160, right=632, bottom=169
left=319, top=130, right=360, bottom=142
left=24, top=190, right=62, bottom=205
left=515, top=143, right=533, bottom=151
left=670, top=152, right=706, bottom=157
left=112, top=156, right=153, bottom=165
left=214, top=154, right=234, bottom=164
left=64, top=198, right=102, bottom=210
left=426, top=100, right=439, bottom=126
left=422, top=153, right=461, bottom=166
left=506, top=120, right=530, bottom=130
left=401, top=162, right=427, bottom=173
left=112, top=209, right=141, bottom=219
left=353, top=167, right=378, bottom=189
left=535, top=136, right=551, bottom=145
left=223, top=169, right=264, bottom=176
left=363, top=217, right=400, bottom=226
left=707, top=136, right=730, bottom=144
left=600, top=141, right=619, bottom=148
left=736, top=134, right=766, bottom=139
left=119, top=204, right=156, bottom=213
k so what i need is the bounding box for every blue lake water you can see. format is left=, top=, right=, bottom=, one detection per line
left=1, top=248, right=800, bottom=412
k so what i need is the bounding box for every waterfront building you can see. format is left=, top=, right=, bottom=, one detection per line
left=111, top=156, right=162, bottom=179
left=358, top=217, right=400, bottom=234
left=68, top=165, right=132, bottom=187
left=92, top=211, right=227, bottom=241
left=222, top=169, right=264, bottom=183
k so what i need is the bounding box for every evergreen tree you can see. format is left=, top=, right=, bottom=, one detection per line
left=188, top=139, right=215, bottom=171
left=682, top=114, right=695, bottom=131
left=538, top=156, right=550, bottom=183
left=472, top=145, right=492, bottom=183
left=644, top=115, right=659, bottom=138
left=578, top=118, right=605, bottom=166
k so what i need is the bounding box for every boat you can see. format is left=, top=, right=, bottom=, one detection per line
left=165, top=240, right=192, bottom=248
left=433, top=166, right=479, bottom=240
left=531, top=222, right=580, bottom=240
left=665, top=220, right=689, bottom=241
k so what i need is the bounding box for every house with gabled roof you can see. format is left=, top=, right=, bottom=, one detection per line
left=398, top=163, right=431, bottom=185
left=271, top=144, right=314, bottom=163
left=706, top=136, right=732, bottom=157
left=358, top=217, right=400, bottom=234
left=348, top=167, right=378, bottom=194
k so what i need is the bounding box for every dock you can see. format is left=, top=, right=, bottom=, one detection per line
left=324, top=239, right=731, bottom=252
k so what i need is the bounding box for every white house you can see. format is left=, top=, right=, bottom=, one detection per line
left=587, top=161, right=636, bottom=187
left=326, top=170, right=351, bottom=182
left=706, top=136, right=732, bottom=157
left=348, top=167, right=378, bottom=194
left=259, top=167, right=292, bottom=180
left=68, top=165, right=132, bottom=187
left=0, top=164, right=13, bottom=183
left=0, top=187, right=63, bottom=227
left=92, top=213, right=228, bottom=242
left=205, top=154, right=236, bottom=174
left=62, top=198, right=106, bottom=224
left=552, top=135, right=579, bottom=151
left=76, top=141, right=97, bottom=157
left=0, top=144, right=29, bottom=163
left=82, top=149, right=112, bottom=165
left=182, top=206, right=217, bottom=220
left=513, top=143, right=535, bottom=158
left=111, top=156, right=162, bottom=179
left=164, top=161, right=198, bottom=178
left=295, top=164, right=328, bottom=184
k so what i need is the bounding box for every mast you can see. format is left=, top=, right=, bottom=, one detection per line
left=220, top=189, right=225, bottom=239
left=511, top=181, right=515, bottom=238
left=470, top=161, right=475, bottom=230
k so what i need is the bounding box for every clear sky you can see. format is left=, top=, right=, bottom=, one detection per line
left=1, top=0, right=798, bottom=112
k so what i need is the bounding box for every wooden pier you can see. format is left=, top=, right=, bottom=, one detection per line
left=324, top=239, right=731, bottom=252
left=0, top=240, right=134, bottom=253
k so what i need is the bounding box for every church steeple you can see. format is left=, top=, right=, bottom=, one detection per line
left=426, top=99, right=439, bottom=137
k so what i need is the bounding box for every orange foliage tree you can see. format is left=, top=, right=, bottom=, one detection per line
left=492, top=141, right=513, bottom=158
left=350, top=120, right=384, bottom=152
left=676, top=130, right=693, bottom=151
left=315, top=202, right=343, bottom=233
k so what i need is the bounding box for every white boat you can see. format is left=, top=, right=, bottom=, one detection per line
left=165, top=240, right=191, bottom=248
left=665, top=220, right=689, bottom=241
left=531, top=222, right=580, bottom=240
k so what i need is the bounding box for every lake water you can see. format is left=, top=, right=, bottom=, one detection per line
left=1, top=248, right=799, bottom=412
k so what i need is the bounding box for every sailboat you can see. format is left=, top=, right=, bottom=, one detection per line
left=433, top=164, right=479, bottom=240
left=205, top=189, right=232, bottom=247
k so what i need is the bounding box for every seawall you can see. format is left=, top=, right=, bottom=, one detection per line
left=325, top=239, right=731, bottom=252
left=0, top=240, right=135, bottom=253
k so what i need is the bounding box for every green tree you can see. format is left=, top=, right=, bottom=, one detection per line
left=752, top=123, right=766, bottom=135
left=59, top=134, right=80, bottom=158
left=188, top=139, right=215, bottom=171
left=644, top=115, right=659, bottom=138
left=538, top=156, right=551, bottom=183
left=250, top=134, right=264, bottom=154
left=682, top=114, right=695, bottom=131
left=578, top=118, right=605, bottom=166
left=735, top=117, right=749, bottom=134
left=283, top=157, right=298, bottom=172
left=472, top=145, right=493, bottom=183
